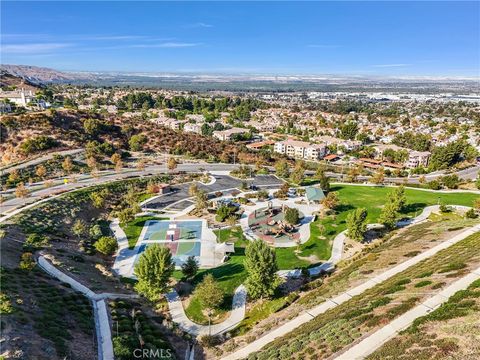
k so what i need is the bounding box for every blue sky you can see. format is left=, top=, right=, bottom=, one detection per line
left=1, top=1, right=479, bottom=77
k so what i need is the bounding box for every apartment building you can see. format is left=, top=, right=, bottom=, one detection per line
left=405, top=150, right=431, bottom=168
left=374, top=144, right=431, bottom=169
left=274, top=140, right=327, bottom=161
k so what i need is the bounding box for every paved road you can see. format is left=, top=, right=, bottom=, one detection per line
left=2, top=157, right=478, bottom=217
left=0, top=163, right=233, bottom=216
left=222, top=222, right=480, bottom=360
left=335, top=265, right=480, bottom=360
left=0, top=148, right=84, bottom=173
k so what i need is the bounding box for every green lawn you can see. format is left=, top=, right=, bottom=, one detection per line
left=184, top=226, right=248, bottom=324
left=137, top=192, right=158, bottom=203
left=286, top=184, right=480, bottom=265
left=120, top=215, right=166, bottom=248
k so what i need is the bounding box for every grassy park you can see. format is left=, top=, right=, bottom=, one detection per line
left=123, top=185, right=479, bottom=326
left=285, top=184, right=479, bottom=264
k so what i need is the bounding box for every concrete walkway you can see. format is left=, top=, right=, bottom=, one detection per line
left=109, top=202, right=474, bottom=338
left=165, top=285, right=247, bottom=336
left=335, top=265, right=480, bottom=360
left=37, top=255, right=139, bottom=360
left=222, top=222, right=480, bottom=360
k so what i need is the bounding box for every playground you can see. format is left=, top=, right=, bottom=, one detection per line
left=246, top=200, right=313, bottom=247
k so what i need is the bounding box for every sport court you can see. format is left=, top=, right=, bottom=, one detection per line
left=137, top=220, right=204, bottom=266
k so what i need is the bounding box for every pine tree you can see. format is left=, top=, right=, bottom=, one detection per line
left=194, top=274, right=223, bottom=311
left=346, top=208, right=368, bottom=241
left=275, top=160, right=290, bottom=179
left=379, top=202, right=398, bottom=229
left=244, top=240, right=280, bottom=299
left=181, top=256, right=199, bottom=280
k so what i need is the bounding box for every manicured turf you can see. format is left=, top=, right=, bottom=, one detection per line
left=120, top=216, right=166, bottom=248
left=184, top=226, right=248, bottom=324
left=290, top=184, right=480, bottom=264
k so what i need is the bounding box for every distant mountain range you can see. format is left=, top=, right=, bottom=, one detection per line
left=1, top=64, right=95, bottom=83
left=1, top=64, right=479, bottom=93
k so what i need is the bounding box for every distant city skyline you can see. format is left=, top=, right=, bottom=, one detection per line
left=1, top=1, right=479, bottom=78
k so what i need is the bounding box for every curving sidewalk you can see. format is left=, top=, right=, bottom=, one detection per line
left=108, top=204, right=475, bottom=341
left=166, top=285, right=247, bottom=336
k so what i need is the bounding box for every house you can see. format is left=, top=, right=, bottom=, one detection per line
left=374, top=144, right=431, bottom=169
left=213, top=127, right=249, bottom=141
left=164, top=119, right=185, bottom=131
left=305, top=187, right=325, bottom=204
left=359, top=158, right=383, bottom=169
left=0, top=88, right=49, bottom=110
left=274, top=140, right=327, bottom=161
left=184, top=122, right=203, bottom=134
left=373, top=144, right=405, bottom=157
left=324, top=154, right=340, bottom=162
left=246, top=140, right=275, bottom=151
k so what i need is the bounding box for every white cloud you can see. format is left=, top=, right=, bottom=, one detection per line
left=1, top=43, right=72, bottom=54
left=372, top=63, right=411, bottom=68
left=185, top=22, right=213, bottom=28
left=83, top=35, right=148, bottom=41
left=131, top=42, right=202, bottom=48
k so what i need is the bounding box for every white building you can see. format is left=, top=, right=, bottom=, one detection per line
left=315, top=135, right=362, bottom=152
left=213, top=127, right=249, bottom=141
left=405, top=151, right=431, bottom=168
left=184, top=122, right=203, bottom=134
left=0, top=88, right=49, bottom=110
left=274, top=140, right=327, bottom=161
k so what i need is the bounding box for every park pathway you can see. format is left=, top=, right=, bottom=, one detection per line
left=110, top=204, right=475, bottom=340
left=334, top=265, right=480, bottom=360
left=222, top=222, right=480, bottom=360
left=165, top=285, right=247, bottom=336
left=37, top=255, right=138, bottom=360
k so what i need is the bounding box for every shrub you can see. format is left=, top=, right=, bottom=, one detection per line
left=284, top=207, right=300, bottom=225
left=414, top=280, right=432, bottom=288
left=439, top=262, right=466, bottom=273
left=439, top=203, right=450, bottom=213
left=94, top=236, right=118, bottom=255
left=23, top=233, right=48, bottom=250
left=19, top=252, right=35, bottom=271
left=20, top=135, right=58, bottom=154
left=199, top=334, right=221, bottom=348
left=465, top=209, right=477, bottom=219
left=215, top=205, right=236, bottom=222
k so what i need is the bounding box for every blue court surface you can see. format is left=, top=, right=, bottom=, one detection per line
left=142, top=220, right=203, bottom=241
left=137, top=242, right=201, bottom=266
